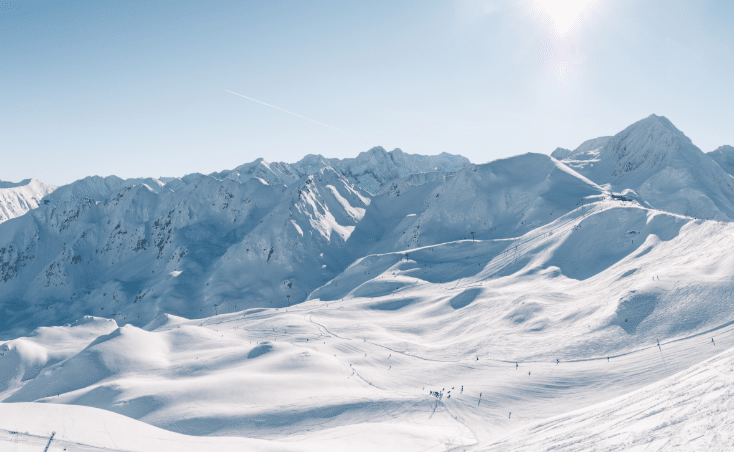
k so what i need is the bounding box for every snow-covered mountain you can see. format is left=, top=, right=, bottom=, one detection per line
left=3, top=115, right=734, bottom=451
left=0, top=152, right=593, bottom=336
left=707, top=144, right=734, bottom=176
left=210, top=146, right=470, bottom=194
left=0, top=179, right=56, bottom=224
left=553, top=115, right=734, bottom=220
left=0, top=168, right=370, bottom=336
left=42, top=175, right=168, bottom=208
left=550, top=136, right=612, bottom=162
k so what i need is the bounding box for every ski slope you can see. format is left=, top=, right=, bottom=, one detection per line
left=484, top=345, right=734, bottom=451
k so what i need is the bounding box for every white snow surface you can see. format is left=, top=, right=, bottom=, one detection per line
left=0, top=179, right=56, bottom=224
left=3, top=115, right=734, bottom=450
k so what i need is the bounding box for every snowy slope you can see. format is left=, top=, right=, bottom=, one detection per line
left=0, top=179, right=56, bottom=224
left=554, top=115, right=734, bottom=220
left=0, top=402, right=316, bottom=451
left=484, top=345, right=734, bottom=451
left=707, top=144, right=734, bottom=176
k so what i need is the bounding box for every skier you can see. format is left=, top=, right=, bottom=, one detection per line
left=509, top=412, right=511, bottom=419
left=461, top=386, right=463, bottom=393
left=516, top=362, right=518, bottom=370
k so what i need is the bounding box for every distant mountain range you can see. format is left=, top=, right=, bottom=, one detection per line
left=1, top=115, right=733, bottom=336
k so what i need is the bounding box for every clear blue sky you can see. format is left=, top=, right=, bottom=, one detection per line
left=2, top=0, right=733, bottom=186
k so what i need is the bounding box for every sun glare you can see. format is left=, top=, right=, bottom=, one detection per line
left=535, top=0, right=594, bottom=35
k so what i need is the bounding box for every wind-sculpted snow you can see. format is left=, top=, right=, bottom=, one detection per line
left=0, top=179, right=56, bottom=224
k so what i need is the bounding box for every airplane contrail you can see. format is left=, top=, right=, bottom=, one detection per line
left=224, top=89, right=347, bottom=133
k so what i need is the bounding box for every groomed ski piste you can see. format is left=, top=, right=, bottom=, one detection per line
left=2, top=115, right=734, bottom=450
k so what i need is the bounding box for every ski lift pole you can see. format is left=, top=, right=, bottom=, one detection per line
left=43, top=431, right=56, bottom=452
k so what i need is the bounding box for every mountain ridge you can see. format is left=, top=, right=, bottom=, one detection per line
left=0, top=178, right=57, bottom=224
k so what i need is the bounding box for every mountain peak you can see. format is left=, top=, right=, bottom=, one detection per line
left=638, top=114, right=684, bottom=134
left=365, top=146, right=388, bottom=155
left=710, top=145, right=734, bottom=155
left=0, top=178, right=34, bottom=189
left=707, top=145, right=734, bottom=176
left=605, top=114, right=695, bottom=177
left=550, top=147, right=572, bottom=160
